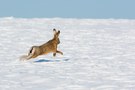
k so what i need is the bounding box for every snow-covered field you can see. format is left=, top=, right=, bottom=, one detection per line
left=0, top=17, right=135, bottom=90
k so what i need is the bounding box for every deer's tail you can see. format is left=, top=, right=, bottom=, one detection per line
left=20, top=46, right=36, bottom=60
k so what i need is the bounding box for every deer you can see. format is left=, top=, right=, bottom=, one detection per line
left=20, top=29, right=63, bottom=60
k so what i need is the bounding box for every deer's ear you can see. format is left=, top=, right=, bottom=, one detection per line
left=53, top=28, right=56, bottom=32
left=53, top=28, right=57, bottom=34
left=58, top=30, right=60, bottom=34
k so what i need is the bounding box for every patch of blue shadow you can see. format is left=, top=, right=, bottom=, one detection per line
left=34, top=58, right=69, bottom=63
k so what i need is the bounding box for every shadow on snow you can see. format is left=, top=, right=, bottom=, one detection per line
left=34, top=58, right=69, bottom=63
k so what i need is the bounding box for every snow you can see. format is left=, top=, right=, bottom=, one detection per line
left=0, top=17, right=135, bottom=90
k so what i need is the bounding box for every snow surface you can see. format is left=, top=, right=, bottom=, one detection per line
left=0, top=17, right=135, bottom=90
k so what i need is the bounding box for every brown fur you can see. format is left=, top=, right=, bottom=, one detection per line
left=20, top=29, right=63, bottom=60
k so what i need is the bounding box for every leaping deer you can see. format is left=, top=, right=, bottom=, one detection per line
left=20, top=29, right=63, bottom=60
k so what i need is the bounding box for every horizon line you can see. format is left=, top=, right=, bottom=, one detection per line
left=0, top=16, right=135, bottom=20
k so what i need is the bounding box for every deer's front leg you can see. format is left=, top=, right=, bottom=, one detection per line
left=56, top=50, right=63, bottom=55
left=53, top=53, right=56, bottom=57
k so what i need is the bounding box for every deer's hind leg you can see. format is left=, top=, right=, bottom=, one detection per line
left=26, top=46, right=39, bottom=60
